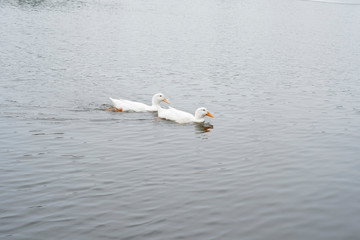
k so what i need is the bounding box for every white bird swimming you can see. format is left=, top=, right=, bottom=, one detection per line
left=158, top=106, right=214, bottom=124
left=108, top=93, right=170, bottom=112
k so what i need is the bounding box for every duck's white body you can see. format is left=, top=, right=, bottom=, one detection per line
left=109, top=93, right=170, bottom=112
left=110, top=98, right=154, bottom=112
left=158, top=106, right=214, bottom=124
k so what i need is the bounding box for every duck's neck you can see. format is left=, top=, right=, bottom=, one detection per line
left=156, top=104, right=163, bottom=111
left=151, top=99, right=157, bottom=106
left=150, top=100, right=161, bottom=111
left=152, top=98, right=163, bottom=107
left=194, top=116, right=205, bottom=123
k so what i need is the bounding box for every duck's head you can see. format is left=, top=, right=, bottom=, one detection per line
left=152, top=93, right=171, bottom=105
left=195, top=107, right=214, bottom=120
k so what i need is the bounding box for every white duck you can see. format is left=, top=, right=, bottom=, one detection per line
left=108, top=93, right=170, bottom=112
left=158, top=106, right=214, bottom=124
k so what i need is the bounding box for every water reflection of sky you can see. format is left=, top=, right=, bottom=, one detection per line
left=1, top=0, right=360, bottom=239
left=302, top=0, right=360, bottom=5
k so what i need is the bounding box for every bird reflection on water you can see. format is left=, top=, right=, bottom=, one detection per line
left=195, top=123, right=214, bottom=133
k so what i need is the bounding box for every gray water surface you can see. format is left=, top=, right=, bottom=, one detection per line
left=1, top=0, right=360, bottom=239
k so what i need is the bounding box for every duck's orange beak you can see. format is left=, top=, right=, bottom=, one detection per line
left=163, top=98, right=171, bottom=104
left=206, top=111, right=214, bottom=118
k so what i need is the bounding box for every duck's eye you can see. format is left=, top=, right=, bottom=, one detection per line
left=159, top=95, right=162, bottom=97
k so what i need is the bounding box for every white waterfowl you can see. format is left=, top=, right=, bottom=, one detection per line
left=158, top=106, right=214, bottom=124
left=108, top=93, right=170, bottom=112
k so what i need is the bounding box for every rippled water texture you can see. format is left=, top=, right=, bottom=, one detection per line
left=1, top=0, right=360, bottom=239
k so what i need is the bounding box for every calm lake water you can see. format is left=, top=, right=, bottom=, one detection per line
left=1, top=0, right=360, bottom=239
